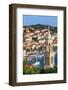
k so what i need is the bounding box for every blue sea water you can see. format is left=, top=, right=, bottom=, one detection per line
left=28, top=52, right=57, bottom=68
left=55, top=52, right=57, bottom=65
left=37, top=55, right=44, bottom=68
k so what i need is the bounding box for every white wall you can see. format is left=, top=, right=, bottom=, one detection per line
left=0, top=0, right=68, bottom=90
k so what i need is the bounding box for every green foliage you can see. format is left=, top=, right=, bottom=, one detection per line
left=30, top=24, right=49, bottom=30
left=23, top=60, right=40, bottom=74
left=38, top=47, right=42, bottom=51
left=40, top=68, right=45, bottom=73
left=23, top=60, right=57, bottom=74
left=24, top=24, right=57, bottom=33
left=23, top=65, right=40, bottom=74
left=40, top=66, right=57, bottom=74
left=50, top=26, right=57, bottom=33
left=26, top=48, right=30, bottom=52
left=23, top=59, right=28, bottom=65
left=32, top=36, right=38, bottom=42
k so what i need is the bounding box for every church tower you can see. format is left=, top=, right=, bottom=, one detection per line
left=44, top=26, right=55, bottom=68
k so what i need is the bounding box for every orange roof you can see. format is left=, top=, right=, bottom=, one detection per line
left=52, top=38, right=57, bottom=44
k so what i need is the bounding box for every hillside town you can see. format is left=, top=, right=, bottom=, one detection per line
left=23, top=25, right=57, bottom=74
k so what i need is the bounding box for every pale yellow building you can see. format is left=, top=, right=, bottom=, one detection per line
left=44, top=26, right=55, bottom=68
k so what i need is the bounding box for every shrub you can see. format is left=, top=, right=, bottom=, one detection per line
left=40, top=66, right=57, bottom=74
left=23, top=64, right=40, bottom=74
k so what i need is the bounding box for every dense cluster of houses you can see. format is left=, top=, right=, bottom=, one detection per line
left=23, top=27, right=57, bottom=52
left=23, top=26, right=57, bottom=68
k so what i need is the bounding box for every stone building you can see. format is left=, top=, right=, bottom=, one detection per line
left=44, top=26, right=55, bottom=68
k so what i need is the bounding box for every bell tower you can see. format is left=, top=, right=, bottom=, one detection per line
left=44, top=26, right=54, bottom=68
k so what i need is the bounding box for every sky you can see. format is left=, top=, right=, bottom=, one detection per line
left=23, top=15, right=57, bottom=27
